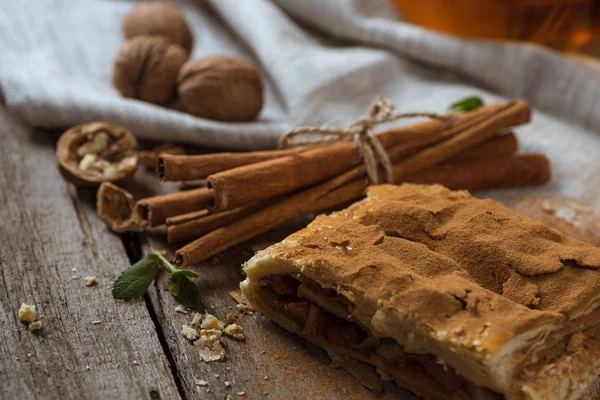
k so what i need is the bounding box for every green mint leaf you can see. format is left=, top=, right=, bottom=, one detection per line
left=172, top=269, right=199, bottom=278
left=449, top=96, right=484, bottom=112
left=168, top=271, right=199, bottom=308
left=112, top=254, right=161, bottom=301
left=155, top=253, right=177, bottom=273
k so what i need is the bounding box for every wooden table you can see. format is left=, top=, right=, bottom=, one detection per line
left=0, top=108, right=420, bottom=400
left=2, top=106, right=599, bottom=400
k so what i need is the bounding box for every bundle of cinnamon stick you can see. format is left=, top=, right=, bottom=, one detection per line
left=99, top=100, right=550, bottom=268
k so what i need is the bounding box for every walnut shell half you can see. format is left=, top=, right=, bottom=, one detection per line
left=113, top=35, right=188, bottom=105
left=177, top=56, right=263, bottom=122
left=57, top=122, right=139, bottom=186
left=97, top=182, right=147, bottom=232
left=123, top=1, right=194, bottom=54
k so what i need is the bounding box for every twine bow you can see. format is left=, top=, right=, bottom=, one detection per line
left=280, top=98, right=454, bottom=184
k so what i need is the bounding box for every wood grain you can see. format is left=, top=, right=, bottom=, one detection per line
left=0, top=110, right=181, bottom=400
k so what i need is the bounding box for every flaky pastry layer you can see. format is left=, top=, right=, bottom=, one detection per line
left=242, top=184, right=600, bottom=400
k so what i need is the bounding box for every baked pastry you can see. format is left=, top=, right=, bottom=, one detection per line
left=241, top=184, right=600, bottom=400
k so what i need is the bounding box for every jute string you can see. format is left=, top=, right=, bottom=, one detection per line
left=280, top=98, right=455, bottom=184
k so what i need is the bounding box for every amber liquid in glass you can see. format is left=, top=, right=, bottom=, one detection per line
left=392, top=0, right=600, bottom=51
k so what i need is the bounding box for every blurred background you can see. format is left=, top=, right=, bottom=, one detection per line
left=392, top=0, right=600, bottom=58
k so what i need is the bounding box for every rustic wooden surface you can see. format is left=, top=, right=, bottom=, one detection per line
left=0, top=110, right=181, bottom=399
left=1, top=104, right=600, bottom=400
left=0, top=106, right=417, bottom=400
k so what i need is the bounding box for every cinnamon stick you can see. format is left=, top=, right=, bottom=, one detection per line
left=158, top=147, right=309, bottom=181
left=175, top=151, right=549, bottom=266
left=391, top=100, right=530, bottom=180
left=406, top=154, right=550, bottom=190
left=159, top=103, right=509, bottom=183
left=139, top=144, right=186, bottom=168
left=167, top=202, right=268, bottom=244
left=452, top=132, right=517, bottom=161
left=135, top=187, right=214, bottom=227
left=168, top=133, right=520, bottom=243
left=208, top=101, right=530, bottom=211
left=175, top=170, right=366, bottom=267
left=208, top=141, right=359, bottom=211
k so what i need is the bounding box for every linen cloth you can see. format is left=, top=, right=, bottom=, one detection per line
left=1, top=0, right=599, bottom=209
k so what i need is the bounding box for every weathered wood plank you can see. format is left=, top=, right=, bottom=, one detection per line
left=0, top=110, right=181, bottom=400
left=128, top=170, right=417, bottom=399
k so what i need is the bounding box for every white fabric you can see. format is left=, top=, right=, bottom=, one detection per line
left=1, top=0, right=599, bottom=207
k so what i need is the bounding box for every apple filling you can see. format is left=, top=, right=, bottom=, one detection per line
left=258, top=274, right=503, bottom=400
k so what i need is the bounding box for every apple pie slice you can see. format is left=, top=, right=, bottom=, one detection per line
left=241, top=184, right=600, bottom=400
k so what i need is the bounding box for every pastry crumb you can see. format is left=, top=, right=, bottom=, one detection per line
left=224, top=323, right=245, bottom=340
left=225, top=312, right=236, bottom=324
left=541, top=200, right=556, bottom=214
left=28, top=320, right=42, bottom=331
left=197, top=329, right=222, bottom=348
left=190, top=312, right=202, bottom=327
left=84, top=276, right=97, bottom=286
left=175, top=305, right=189, bottom=314
left=201, top=313, right=224, bottom=330
left=195, top=340, right=226, bottom=362
left=236, top=303, right=254, bottom=314
left=18, top=304, right=38, bottom=322
left=194, top=379, right=208, bottom=386
left=181, top=325, right=199, bottom=341
left=231, top=290, right=254, bottom=314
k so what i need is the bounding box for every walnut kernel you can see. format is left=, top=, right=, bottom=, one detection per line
left=177, top=56, right=263, bottom=121
left=57, top=122, right=139, bottom=186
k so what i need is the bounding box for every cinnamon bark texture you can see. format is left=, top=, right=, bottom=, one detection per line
left=390, top=100, right=530, bottom=180
left=208, top=141, right=360, bottom=211
left=159, top=103, right=511, bottom=183
left=135, top=187, right=214, bottom=227
left=406, top=154, right=550, bottom=190
left=139, top=144, right=185, bottom=168
left=452, top=132, right=517, bottom=161
left=166, top=202, right=268, bottom=244
left=158, top=147, right=308, bottom=181
left=207, top=101, right=530, bottom=211
left=175, top=171, right=366, bottom=267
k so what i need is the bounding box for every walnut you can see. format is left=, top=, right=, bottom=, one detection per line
left=177, top=56, right=263, bottom=121
left=123, top=1, right=194, bottom=54
left=113, top=36, right=187, bottom=105
left=57, top=122, right=139, bottom=186
left=96, top=182, right=146, bottom=232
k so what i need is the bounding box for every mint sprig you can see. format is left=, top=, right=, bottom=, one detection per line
left=449, top=96, right=484, bottom=112
left=112, top=252, right=199, bottom=307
